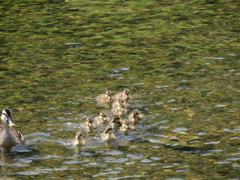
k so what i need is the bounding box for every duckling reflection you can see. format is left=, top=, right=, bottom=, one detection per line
left=100, top=126, right=116, bottom=142
left=114, top=89, right=132, bottom=101
left=112, top=98, right=127, bottom=109
left=96, top=90, right=115, bottom=103
left=0, top=108, right=25, bottom=148
left=120, top=120, right=136, bottom=135
left=109, top=115, right=122, bottom=130
left=129, top=109, right=144, bottom=124
left=82, top=118, right=97, bottom=132
left=94, top=112, right=111, bottom=124
left=71, top=132, right=87, bottom=146
left=111, top=102, right=127, bottom=116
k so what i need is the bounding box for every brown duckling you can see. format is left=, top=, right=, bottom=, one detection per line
left=71, top=132, right=87, bottom=146
left=120, top=120, right=136, bottom=135
left=96, top=90, right=115, bottom=103
left=111, top=102, right=127, bottom=116
left=94, top=112, right=111, bottom=124
left=100, top=126, right=116, bottom=141
left=0, top=108, right=25, bottom=148
left=114, top=89, right=132, bottom=101
left=112, top=98, right=127, bottom=109
left=129, top=109, right=144, bottom=124
left=109, top=115, right=122, bottom=130
left=82, top=118, right=97, bottom=131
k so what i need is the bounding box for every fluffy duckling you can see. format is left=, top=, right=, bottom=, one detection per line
left=109, top=115, right=122, bottom=130
left=112, top=98, right=127, bottom=109
left=114, top=89, right=132, bottom=101
left=71, top=132, right=87, bottom=146
left=129, top=109, right=144, bottom=124
left=120, top=120, right=136, bottom=135
left=111, top=102, right=127, bottom=116
left=82, top=118, right=97, bottom=131
left=100, top=126, right=116, bottom=141
left=0, top=108, right=25, bottom=148
left=96, top=90, right=115, bottom=103
left=94, top=112, right=111, bottom=124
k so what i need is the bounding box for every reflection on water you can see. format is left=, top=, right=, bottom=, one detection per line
left=1, top=0, right=240, bottom=179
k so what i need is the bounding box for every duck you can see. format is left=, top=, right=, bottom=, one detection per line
left=109, top=115, right=122, bottom=130
left=0, top=108, right=25, bottom=148
left=94, top=112, right=111, bottom=124
left=71, top=132, right=87, bottom=146
left=82, top=118, right=97, bottom=131
left=114, top=89, right=132, bottom=101
left=120, top=120, right=136, bottom=135
left=111, top=102, right=127, bottom=116
left=112, top=98, right=127, bottom=109
left=129, top=109, right=144, bottom=124
left=96, top=90, right=115, bottom=103
left=100, top=126, right=116, bottom=141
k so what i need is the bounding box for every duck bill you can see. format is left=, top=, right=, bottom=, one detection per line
left=8, top=117, right=15, bottom=126
left=125, top=125, right=129, bottom=129
left=132, top=115, right=135, bottom=118
left=111, top=119, right=115, bottom=123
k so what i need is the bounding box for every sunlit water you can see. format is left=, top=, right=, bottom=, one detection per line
left=0, top=0, right=240, bottom=179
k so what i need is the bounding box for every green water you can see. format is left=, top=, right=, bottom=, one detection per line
left=0, top=0, right=240, bottom=179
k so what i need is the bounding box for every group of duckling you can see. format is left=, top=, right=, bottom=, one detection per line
left=71, top=89, right=144, bottom=146
left=0, top=89, right=144, bottom=149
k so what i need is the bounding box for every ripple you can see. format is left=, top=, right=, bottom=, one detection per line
left=162, top=165, right=173, bottom=168
left=167, top=99, right=176, bottom=103
left=103, top=157, right=129, bottom=163
left=204, top=141, right=220, bottom=145
left=140, top=159, right=151, bottom=163
left=201, top=153, right=212, bottom=156
left=172, top=127, right=188, bottom=132
left=62, top=161, right=79, bottom=164
left=202, top=57, right=224, bottom=60
left=214, top=104, right=227, bottom=108
left=93, top=171, right=121, bottom=178
left=155, top=85, right=170, bottom=88
left=226, top=158, right=240, bottom=161
left=106, top=150, right=124, bottom=156
left=150, top=157, right=160, bottom=160
left=215, top=161, right=230, bottom=164
left=175, top=170, right=188, bottom=172
left=127, top=154, right=143, bottom=159
left=125, top=162, right=135, bottom=165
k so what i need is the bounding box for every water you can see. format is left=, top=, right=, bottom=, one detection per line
left=0, top=0, right=240, bottom=179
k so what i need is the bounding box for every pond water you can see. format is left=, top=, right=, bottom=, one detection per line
left=0, top=0, right=240, bottom=179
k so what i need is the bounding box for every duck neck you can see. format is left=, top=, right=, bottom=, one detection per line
left=108, top=130, right=112, bottom=137
left=3, top=122, right=10, bottom=132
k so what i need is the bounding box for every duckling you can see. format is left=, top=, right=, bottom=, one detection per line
left=114, top=89, right=132, bottom=101
left=120, top=120, right=136, bottom=135
left=96, top=90, right=115, bottom=103
left=71, top=132, right=87, bottom=146
left=0, top=108, right=25, bottom=148
left=111, top=102, right=127, bottom=116
left=94, top=112, right=111, bottom=124
left=109, top=115, right=122, bottom=130
left=82, top=118, right=97, bottom=131
left=129, top=109, right=144, bottom=124
left=112, top=98, right=127, bottom=109
left=100, top=126, right=116, bottom=141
